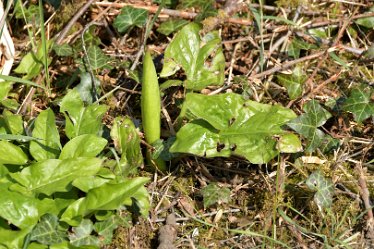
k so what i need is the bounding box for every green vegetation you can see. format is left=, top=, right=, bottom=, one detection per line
left=0, top=0, right=373, bottom=248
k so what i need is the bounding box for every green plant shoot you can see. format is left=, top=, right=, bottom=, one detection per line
left=141, top=50, right=166, bottom=171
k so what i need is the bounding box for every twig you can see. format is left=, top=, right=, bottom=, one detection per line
left=355, top=162, right=374, bottom=239
left=303, top=8, right=358, bottom=96
left=303, top=70, right=342, bottom=100
left=95, top=1, right=252, bottom=26
left=248, top=50, right=326, bottom=80
left=305, top=12, right=374, bottom=29
left=55, top=0, right=95, bottom=45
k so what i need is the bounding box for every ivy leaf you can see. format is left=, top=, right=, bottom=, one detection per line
left=113, top=6, right=148, bottom=33
left=85, top=46, right=111, bottom=70
left=277, top=66, right=306, bottom=100
left=30, top=214, right=67, bottom=245
left=306, top=170, right=334, bottom=210
left=170, top=93, right=298, bottom=164
left=342, top=87, right=374, bottom=123
left=288, top=38, right=318, bottom=58
left=201, top=183, right=230, bottom=208
left=69, top=220, right=100, bottom=247
left=94, top=215, right=119, bottom=245
left=160, top=23, right=225, bottom=90
left=287, top=100, right=331, bottom=152
left=157, top=19, right=189, bottom=35
left=53, top=43, right=73, bottom=57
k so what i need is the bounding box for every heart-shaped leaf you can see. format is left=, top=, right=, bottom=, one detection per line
left=68, top=219, right=99, bottom=247
left=30, top=214, right=67, bottom=245
left=113, top=6, right=148, bottom=33
left=157, top=19, right=189, bottom=35
left=276, top=66, right=306, bottom=100
left=160, top=23, right=225, bottom=90
left=287, top=100, right=331, bottom=152
left=170, top=93, right=298, bottom=164
left=306, top=170, right=334, bottom=210
left=342, top=86, right=374, bottom=123
left=201, top=182, right=230, bottom=208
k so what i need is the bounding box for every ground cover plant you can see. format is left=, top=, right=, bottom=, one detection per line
left=0, top=0, right=373, bottom=248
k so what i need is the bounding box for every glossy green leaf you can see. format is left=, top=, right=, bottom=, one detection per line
left=59, top=134, right=107, bottom=159
left=10, top=158, right=103, bottom=195
left=72, top=175, right=111, bottom=193
left=113, top=6, right=148, bottom=33
left=0, top=140, right=28, bottom=165
left=0, top=183, right=39, bottom=229
left=1, top=98, right=19, bottom=110
left=0, top=81, right=12, bottom=101
left=0, top=134, right=40, bottom=142
left=60, top=89, right=108, bottom=139
left=69, top=220, right=99, bottom=247
left=110, top=117, right=143, bottom=176
left=306, top=170, right=334, bottom=210
left=38, top=198, right=75, bottom=217
left=288, top=100, right=332, bottom=152
left=276, top=66, right=306, bottom=99
left=2, top=110, right=24, bottom=135
left=61, top=177, right=149, bottom=226
left=30, top=213, right=67, bottom=245
left=27, top=242, right=48, bottom=249
left=160, top=23, right=225, bottom=90
left=201, top=182, right=230, bottom=208
left=124, top=184, right=150, bottom=217
left=0, top=75, right=46, bottom=89
left=14, top=41, right=51, bottom=80
left=276, top=133, right=303, bottom=153
left=30, top=108, right=61, bottom=161
left=342, top=87, right=374, bottom=123
left=0, top=226, right=32, bottom=249
left=49, top=241, right=98, bottom=249
left=170, top=93, right=298, bottom=164
left=157, top=19, right=189, bottom=35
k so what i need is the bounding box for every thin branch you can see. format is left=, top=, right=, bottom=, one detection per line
left=95, top=1, right=252, bottom=26
left=55, top=0, right=96, bottom=45
left=248, top=50, right=326, bottom=80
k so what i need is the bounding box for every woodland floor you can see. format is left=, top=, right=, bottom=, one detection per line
left=4, top=0, right=374, bottom=248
